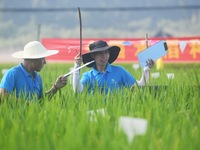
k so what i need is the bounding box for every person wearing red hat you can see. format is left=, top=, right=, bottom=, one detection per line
left=0, top=41, right=67, bottom=101
left=73, top=40, right=154, bottom=94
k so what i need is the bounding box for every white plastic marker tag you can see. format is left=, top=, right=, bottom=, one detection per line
left=137, top=40, right=168, bottom=68
left=132, top=63, right=140, bottom=71
left=87, top=108, right=105, bottom=122
left=151, top=72, right=160, bottom=78
left=119, top=116, right=148, bottom=143
left=167, top=73, right=175, bottom=79
left=64, top=60, right=95, bottom=77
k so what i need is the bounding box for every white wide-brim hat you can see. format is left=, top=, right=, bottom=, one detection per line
left=12, top=41, right=59, bottom=59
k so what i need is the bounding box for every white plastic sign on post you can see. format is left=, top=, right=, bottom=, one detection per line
left=137, top=40, right=168, bottom=68
left=167, top=73, right=175, bottom=79
left=119, top=116, right=148, bottom=143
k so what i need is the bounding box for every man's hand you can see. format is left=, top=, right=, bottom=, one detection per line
left=74, top=53, right=82, bottom=66
left=146, top=59, right=154, bottom=68
left=0, top=88, right=9, bottom=100
left=54, top=76, right=67, bottom=90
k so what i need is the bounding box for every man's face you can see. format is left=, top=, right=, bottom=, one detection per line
left=91, top=50, right=110, bottom=66
left=31, top=58, right=46, bottom=72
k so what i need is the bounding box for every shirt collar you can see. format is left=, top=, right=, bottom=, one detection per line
left=92, top=63, right=112, bottom=76
left=19, top=63, right=36, bottom=78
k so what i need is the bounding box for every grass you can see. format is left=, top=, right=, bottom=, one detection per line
left=0, top=62, right=200, bottom=150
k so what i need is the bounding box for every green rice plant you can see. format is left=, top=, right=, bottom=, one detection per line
left=0, top=62, right=200, bottom=150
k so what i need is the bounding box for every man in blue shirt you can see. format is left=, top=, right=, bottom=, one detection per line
left=73, top=40, right=154, bottom=94
left=0, top=41, right=67, bottom=101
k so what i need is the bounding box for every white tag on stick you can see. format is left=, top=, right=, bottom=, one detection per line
left=137, top=40, right=168, bottom=68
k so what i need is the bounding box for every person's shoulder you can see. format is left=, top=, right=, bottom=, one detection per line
left=1, top=65, right=20, bottom=79
left=110, top=65, right=125, bottom=70
left=83, top=69, right=93, bottom=75
left=12, top=64, right=21, bottom=70
left=6, top=65, right=20, bottom=74
left=110, top=65, right=131, bottom=75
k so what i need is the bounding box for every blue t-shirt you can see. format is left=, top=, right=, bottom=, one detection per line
left=81, top=63, right=136, bottom=94
left=0, top=63, right=43, bottom=100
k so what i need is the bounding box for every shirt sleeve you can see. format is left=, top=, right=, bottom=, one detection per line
left=0, top=69, right=16, bottom=93
left=136, top=66, right=150, bottom=86
left=80, top=71, right=95, bottom=93
left=73, top=63, right=84, bottom=93
left=120, top=67, right=136, bottom=88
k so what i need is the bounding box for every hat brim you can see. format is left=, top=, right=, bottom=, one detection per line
left=12, top=50, right=59, bottom=59
left=82, top=46, right=120, bottom=67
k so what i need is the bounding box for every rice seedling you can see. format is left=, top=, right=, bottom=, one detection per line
left=0, top=62, right=200, bottom=150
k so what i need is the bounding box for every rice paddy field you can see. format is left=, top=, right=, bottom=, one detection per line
left=0, top=62, right=200, bottom=150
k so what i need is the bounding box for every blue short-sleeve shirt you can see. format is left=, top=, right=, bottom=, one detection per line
left=0, top=63, right=43, bottom=100
left=81, top=63, right=136, bottom=94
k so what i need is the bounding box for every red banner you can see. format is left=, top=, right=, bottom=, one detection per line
left=41, top=37, right=200, bottom=62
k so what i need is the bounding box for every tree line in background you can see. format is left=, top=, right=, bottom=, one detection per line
left=0, top=0, right=199, bottom=50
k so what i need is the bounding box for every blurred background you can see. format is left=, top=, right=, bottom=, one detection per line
left=0, top=0, right=199, bottom=52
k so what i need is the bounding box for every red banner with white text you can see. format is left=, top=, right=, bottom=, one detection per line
left=41, top=37, right=200, bottom=63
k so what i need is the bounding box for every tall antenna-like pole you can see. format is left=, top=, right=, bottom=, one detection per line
left=78, top=7, right=82, bottom=57
left=145, top=33, right=148, bottom=48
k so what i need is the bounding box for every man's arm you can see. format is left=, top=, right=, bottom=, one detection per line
left=45, top=75, right=67, bottom=99
left=133, top=59, right=154, bottom=87
left=72, top=53, right=84, bottom=93
left=73, top=62, right=84, bottom=93
left=0, top=88, right=9, bottom=101
left=136, top=66, right=150, bottom=86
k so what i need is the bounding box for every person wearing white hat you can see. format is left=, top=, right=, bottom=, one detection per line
left=73, top=40, right=154, bottom=94
left=0, top=41, right=67, bottom=100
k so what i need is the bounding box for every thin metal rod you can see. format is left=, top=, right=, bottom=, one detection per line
left=78, top=7, right=82, bottom=57
left=64, top=60, right=95, bottom=77
left=145, top=33, right=148, bottom=48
